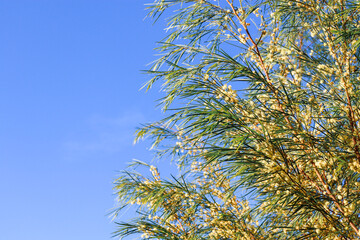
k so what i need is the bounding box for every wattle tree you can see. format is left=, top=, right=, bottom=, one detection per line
left=113, top=0, right=360, bottom=239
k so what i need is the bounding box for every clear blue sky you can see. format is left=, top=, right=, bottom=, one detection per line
left=0, top=1, right=167, bottom=239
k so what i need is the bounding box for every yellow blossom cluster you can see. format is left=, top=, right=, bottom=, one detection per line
left=215, top=84, right=238, bottom=104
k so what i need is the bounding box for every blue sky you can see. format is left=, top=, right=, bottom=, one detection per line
left=0, top=1, right=167, bottom=239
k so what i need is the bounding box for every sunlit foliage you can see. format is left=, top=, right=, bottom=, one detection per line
left=113, top=0, right=360, bottom=239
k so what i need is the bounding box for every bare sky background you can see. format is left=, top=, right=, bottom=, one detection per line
left=0, top=1, right=167, bottom=239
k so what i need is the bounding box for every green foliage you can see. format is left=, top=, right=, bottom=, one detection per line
left=114, top=0, right=360, bottom=239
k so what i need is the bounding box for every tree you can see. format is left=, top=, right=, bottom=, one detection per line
left=113, top=0, right=360, bottom=239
